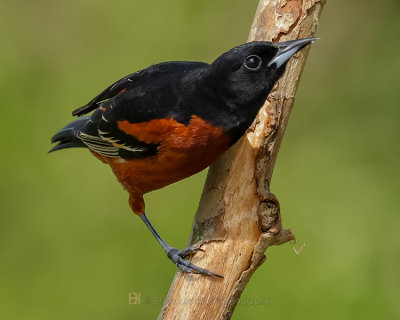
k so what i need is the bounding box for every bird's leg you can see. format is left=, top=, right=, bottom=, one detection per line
left=140, top=212, right=222, bottom=278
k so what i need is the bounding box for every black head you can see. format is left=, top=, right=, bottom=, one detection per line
left=209, top=38, right=317, bottom=105
left=203, top=38, right=317, bottom=143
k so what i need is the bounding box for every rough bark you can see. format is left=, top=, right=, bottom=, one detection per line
left=158, top=1, right=326, bottom=319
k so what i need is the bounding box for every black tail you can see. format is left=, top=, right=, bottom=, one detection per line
left=49, top=117, right=90, bottom=153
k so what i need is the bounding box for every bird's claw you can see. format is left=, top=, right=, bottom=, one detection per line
left=166, top=246, right=223, bottom=278
left=177, top=246, right=205, bottom=258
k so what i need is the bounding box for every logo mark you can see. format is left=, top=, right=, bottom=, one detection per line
left=129, top=292, right=141, bottom=304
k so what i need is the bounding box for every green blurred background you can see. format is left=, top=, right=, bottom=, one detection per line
left=1, top=0, right=399, bottom=319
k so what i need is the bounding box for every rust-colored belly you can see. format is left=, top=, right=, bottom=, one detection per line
left=98, top=116, right=231, bottom=196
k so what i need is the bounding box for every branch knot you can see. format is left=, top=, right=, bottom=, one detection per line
left=257, top=193, right=282, bottom=233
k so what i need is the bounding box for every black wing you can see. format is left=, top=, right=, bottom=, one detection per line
left=72, top=70, right=145, bottom=117
left=74, top=61, right=209, bottom=159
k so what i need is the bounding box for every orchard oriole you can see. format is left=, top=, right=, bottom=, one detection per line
left=50, top=38, right=316, bottom=277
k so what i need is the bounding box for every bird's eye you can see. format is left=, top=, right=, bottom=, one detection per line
left=244, top=55, right=262, bottom=70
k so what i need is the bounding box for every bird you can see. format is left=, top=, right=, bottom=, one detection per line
left=50, top=38, right=317, bottom=277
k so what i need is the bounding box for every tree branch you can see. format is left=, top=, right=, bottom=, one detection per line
left=158, top=1, right=326, bottom=319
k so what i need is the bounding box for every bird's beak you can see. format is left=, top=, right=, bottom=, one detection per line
left=268, top=37, right=319, bottom=69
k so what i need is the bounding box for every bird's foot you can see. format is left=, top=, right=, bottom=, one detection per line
left=166, top=246, right=223, bottom=278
